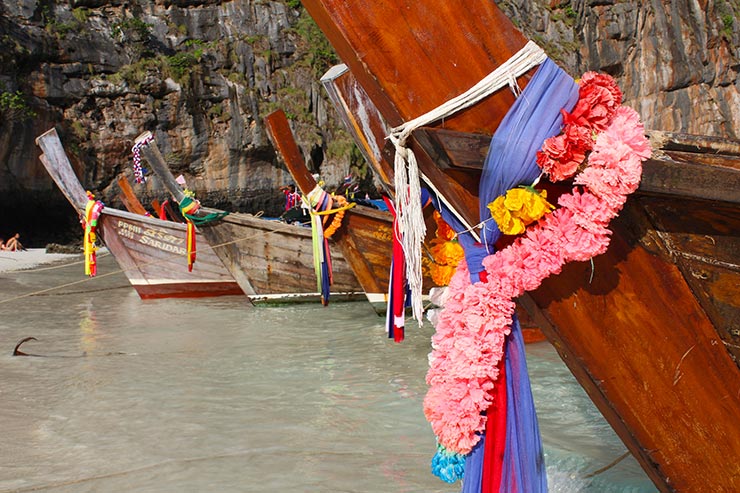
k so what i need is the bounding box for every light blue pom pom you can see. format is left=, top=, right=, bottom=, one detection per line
left=431, top=442, right=466, bottom=483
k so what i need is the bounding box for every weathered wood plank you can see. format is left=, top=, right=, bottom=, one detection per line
left=649, top=129, right=740, bottom=157
left=416, top=126, right=740, bottom=205
left=36, top=129, right=88, bottom=209
left=640, top=155, right=740, bottom=204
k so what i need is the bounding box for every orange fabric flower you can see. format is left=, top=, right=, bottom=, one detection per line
left=427, top=213, right=464, bottom=286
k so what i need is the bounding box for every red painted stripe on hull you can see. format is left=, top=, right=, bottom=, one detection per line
left=134, top=282, right=244, bottom=299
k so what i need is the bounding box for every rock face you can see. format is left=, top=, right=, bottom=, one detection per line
left=499, top=0, right=740, bottom=137
left=0, top=0, right=738, bottom=246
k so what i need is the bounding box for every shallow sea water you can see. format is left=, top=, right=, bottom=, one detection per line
left=0, top=254, right=657, bottom=492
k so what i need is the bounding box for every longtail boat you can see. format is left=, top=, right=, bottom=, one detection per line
left=36, top=128, right=243, bottom=299
left=134, top=131, right=365, bottom=305
left=263, top=109, right=400, bottom=314
left=300, top=1, right=740, bottom=492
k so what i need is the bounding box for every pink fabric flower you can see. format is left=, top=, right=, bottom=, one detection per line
left=576, top=134, right=643, bottom=210
left=536, top=133, right=586, bottom=182
left=558, top=188, right=617, bottom=232
left=518, top=226, right=566, bottom=278
left=603, top=106, right=652, bottom=159
left=423, top=74, right=651, bottom=457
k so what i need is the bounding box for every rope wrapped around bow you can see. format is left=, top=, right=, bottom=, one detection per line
left=388, top=40, right=546, bottom=325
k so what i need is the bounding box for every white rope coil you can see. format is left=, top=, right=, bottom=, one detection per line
left=388, top=41, right=547, bottom=324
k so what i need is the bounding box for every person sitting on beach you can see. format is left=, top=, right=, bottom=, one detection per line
left=3, top=233, right=24, bottom=251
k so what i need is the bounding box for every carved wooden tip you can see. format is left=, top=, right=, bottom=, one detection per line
left=35, top=127, right=58, bottom=145
left=265, top=109, right=286, bottom=121
left=320, top=63, right=349, bottom=82
left=134, top=131, right=153, bottom=144
left=646, top=130, right=668, bottom=150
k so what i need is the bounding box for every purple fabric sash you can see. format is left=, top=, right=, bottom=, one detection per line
left=428, top=58, right=579, bottom=492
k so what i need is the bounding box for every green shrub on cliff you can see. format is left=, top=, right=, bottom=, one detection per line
left=0, top=89, right=36, bottom=121
left=115, top=58, right=164, bottom=89
left=111, top=17, right=152, bottom=41
left=292, top=14, right=338, bottom=76
left=167, top=52, right=200, bottom=79
left=164, top=40, right=211, bottom=82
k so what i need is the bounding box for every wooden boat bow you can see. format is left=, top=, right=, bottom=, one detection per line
left=264, top=109, right=404, bottom=312
left=134, top=130, right=366, bottom=303
left=301, top=1, right=740, bottom=491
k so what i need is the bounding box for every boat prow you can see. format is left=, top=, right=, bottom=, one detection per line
left=134, top=130, right=367, bottom=305
left=299, top=1, right=740, bottom=490
left=36, top=128, right=244, bottom=300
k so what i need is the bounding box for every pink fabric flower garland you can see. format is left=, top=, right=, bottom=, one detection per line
left=423, top=73, right=652, bottom=455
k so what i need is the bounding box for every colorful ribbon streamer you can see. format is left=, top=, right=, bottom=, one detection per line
left=83, top=192, right=104, bottom=277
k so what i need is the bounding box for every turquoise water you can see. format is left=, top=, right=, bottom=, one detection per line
left=0, top=254, right=656, bottom=492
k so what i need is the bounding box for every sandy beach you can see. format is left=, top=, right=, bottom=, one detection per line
left=0, top=248, right=82, bottom=273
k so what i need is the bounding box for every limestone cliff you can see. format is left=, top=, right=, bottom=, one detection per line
left=0, top=0, right=738, bottom=246
left=499, top=0, right=740, bottom=136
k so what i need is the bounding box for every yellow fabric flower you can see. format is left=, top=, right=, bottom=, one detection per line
left=487, top=187, right=554, bottom=236
left=430, top=238, right=465, bottom=267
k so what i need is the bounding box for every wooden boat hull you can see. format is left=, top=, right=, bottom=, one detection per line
left=97, top=208, right=244, bottom=299
left=134, top=134, right=366, bottom=305
left=36, top=128, right=244, bottom=300
left=301, top=1, right=740, bottom=491
left=522, top=194, right=740, bottom=492
left=196, top=212, right=365, bottom=301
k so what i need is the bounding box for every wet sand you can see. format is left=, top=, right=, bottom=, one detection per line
left=0, top=248, right=81, bottom=273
